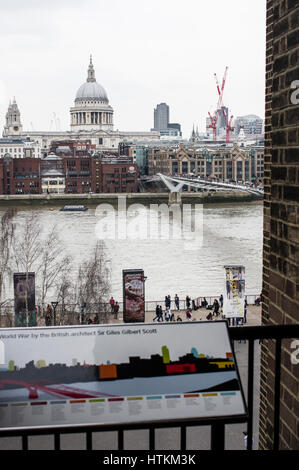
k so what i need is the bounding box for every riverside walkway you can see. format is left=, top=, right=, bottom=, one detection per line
left=0, top=297, right=261, bottom=328
left=109, top=304, right=261, bottom=326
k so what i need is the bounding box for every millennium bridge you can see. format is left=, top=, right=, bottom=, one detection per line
left=141, top=174, right=263, bottom=203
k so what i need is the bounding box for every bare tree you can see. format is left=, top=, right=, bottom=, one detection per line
left=55, top=273, right=76, bottom=325
left=12, top=212, right=42, bottom=326
left=13, top=212, right=41, bottom=273
left=4, top=211, right=111, bottom=327
left=76, top=241, right=111, bottom=324
left=0, top=209, right=16, bottom=309
left=37, top=225, right=72, bottom=318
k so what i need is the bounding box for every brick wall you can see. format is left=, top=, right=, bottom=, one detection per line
left=259, top=0, right=299, bottom=450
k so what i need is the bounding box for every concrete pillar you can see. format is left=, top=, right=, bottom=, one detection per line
left=168, top=192, right=182, bottom=205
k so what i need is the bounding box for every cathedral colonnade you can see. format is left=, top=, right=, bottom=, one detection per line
left=71, top=111, right=113, bottom=126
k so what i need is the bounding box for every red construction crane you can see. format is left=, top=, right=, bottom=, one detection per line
left=214, top=66, right=234, bottom=143
left=208, top=66, right=228, bottom=144
left=222, top=108, right=234, bottom=143
left=208, top=110, right=219, bottom=144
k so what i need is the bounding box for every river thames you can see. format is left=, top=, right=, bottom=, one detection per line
left=2, top=201, right=263, bottom=302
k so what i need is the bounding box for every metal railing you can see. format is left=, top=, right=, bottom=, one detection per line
left=0, top=323, right=297, bottom=451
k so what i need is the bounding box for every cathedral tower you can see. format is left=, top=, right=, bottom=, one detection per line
left=3, top=98, right=23, bottom=137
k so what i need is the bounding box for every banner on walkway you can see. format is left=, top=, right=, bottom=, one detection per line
left=123, top=269, right=145, bottom=323
left=13, top=273, right=36, bottom=327
left=223, top=266, right=245, bottom=319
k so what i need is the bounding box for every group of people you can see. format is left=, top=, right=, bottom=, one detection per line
left=153, top=304, right=184, bottom=322
left=164, top=294, right=193, bottom=311
left=108, top=292, right=250, bottom=324
left=109, top=297, right=120, bottom=319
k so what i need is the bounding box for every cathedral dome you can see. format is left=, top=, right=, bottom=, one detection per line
left=70, top=56, right=114, bottom=131
left=75, top=55, right=108, bottom=103
left=76, top=81, right=108, bottom=102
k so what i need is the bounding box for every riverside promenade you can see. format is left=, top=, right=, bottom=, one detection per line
left=109, top=304, right=261, bottom=326
left=0, top=300, right=261, bottom=328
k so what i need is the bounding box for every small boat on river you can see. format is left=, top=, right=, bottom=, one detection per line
left=60, top=205, right=88, bottom=211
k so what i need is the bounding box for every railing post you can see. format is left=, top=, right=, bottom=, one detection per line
left=247, top=339, right=254, bottom=450
left=149, top=426, right=155, bottom=450
left=22, top=433, right=28, bottom=450
left=211, top=423, right=225, bottom=450
left=118, top=429, right=124, bottom=450
left=54, top=431, right=60, bottom=450
left=273, top=338, right=282, bottom=451
left=86, top=430, right=92, bottom=450
left=180, top=425, right=186, bottom=450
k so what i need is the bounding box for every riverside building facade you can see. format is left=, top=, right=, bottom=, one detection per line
left=147, top=142, right=264, bottom=183
left=0, top=137, right=42, bottom=159
left=0, top=152, right=138, bottom=195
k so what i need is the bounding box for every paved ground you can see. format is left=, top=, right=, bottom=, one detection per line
left=0, top=306, right=262, bottom=451
left=143, top=304, right=261, bottom=326
left=106, top=303, right=261, bottom=327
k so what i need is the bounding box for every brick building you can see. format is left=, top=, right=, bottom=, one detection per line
left=259, top=0, right=299, bottom=450
left=0, top=152, right=138, bottom=195
left=100, top=156, right=138, bottom=193
left=0, top=156, right=41, bottom=195
left=64, top=156, right=93, bottom=194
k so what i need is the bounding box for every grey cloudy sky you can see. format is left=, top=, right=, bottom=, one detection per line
left=0, top=0, right=266, bottom=138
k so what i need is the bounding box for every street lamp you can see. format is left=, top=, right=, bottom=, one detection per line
left=51, top=301, right=58, bottom=326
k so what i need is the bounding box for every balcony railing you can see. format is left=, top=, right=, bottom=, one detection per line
left=0, top=323, right=298, bottom=451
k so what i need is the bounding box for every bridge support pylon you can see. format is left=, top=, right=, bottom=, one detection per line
left=168, top=192, right=182, bottom=205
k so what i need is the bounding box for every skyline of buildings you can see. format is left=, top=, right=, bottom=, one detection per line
left=0, top=57, right=263, bottom=149
left=0, top=57, right=265, bottom=195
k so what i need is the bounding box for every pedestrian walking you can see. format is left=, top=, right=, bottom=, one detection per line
left=159, top=305, right=163, bottom=321
left=219, top=294, right=223, bottom=309
left=174, top=294, right=180, bottom=310
left=113, top=301, right=119, bottom=320
left=165, top=307, right=171, bottom=322
left=213, top=299, right=220, bottom=316
left=186, top=309, right=192, bottom=320
left=153, top=304, right=161, bottom=322
left=186, top=295, right=191, bottom=309
left=45, top=304, right=52, bottom=326
left=244, top=299, right=248, bottom=324
left=81, top=300, right=86, bottom=314
left=109, top=297, right=115, bottom=313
